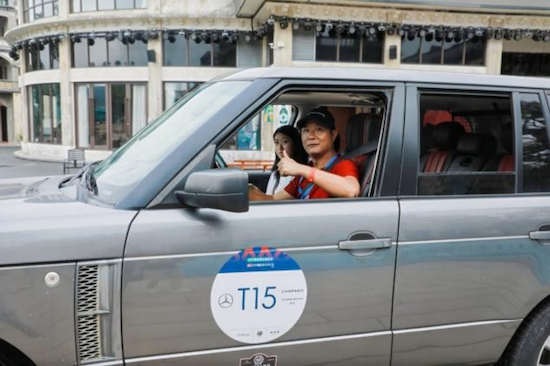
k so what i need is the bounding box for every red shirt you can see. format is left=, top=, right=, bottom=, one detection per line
left=284, top=159, right=359, bottom=199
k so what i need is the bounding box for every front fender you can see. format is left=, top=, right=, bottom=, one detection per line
left=0, top=263, right=76, bottom=366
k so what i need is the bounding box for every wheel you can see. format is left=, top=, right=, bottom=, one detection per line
left=499, top=301, right=550, bottom=366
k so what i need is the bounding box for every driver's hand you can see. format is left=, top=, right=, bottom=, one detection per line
left=277, top=150, right=302, bottom=177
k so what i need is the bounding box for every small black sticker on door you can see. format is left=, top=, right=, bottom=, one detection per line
left=239, top=353, right=277, bottom=366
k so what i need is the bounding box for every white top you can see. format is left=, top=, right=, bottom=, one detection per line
left=266, top=171, right=294, bottom=195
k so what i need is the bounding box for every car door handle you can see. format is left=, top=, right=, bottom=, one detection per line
left=529, top=231, right=550, bottom=241
left=338, top=238, right=392, bottom=251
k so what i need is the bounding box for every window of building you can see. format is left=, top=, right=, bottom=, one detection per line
left=26, top=41, right=59, bottom=72
left=521, top=93, right=550, bottom=192
left=0, top=66, right=8, bottom=79
left=29, top=83, right=61, bottom=144
left=417, top=92, right=514, bottom=195
left=71, top=36, right=148, bottom=67
left=75, top=82, right=147, bottom=150
left=163, top=33, right=260, bottom=67
left=292, top=28, right=384, bottom=63
left=164, top=82, right=202, bottom=110
left=24, top=0, right=59, bottom=22
left=502, top=53, right=550, bottom=77
left=402, top=36, right=485, bottom=66
left=71, top=0, right=146, bottom=12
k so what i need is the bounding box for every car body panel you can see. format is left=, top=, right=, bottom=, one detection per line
left=392, top=320, right=520, bottom=366
left=125, top=332, right=391, bottom=366
left=122, top=200, right=398, bottom=365
left=0, top=176, right=137, bottom=266
left=394, top=196, right=550, bottom=363
left=0, top=263, right=76, bottom=366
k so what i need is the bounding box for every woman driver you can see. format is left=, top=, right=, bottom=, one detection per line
left=249, top=107, right=360, bottom=201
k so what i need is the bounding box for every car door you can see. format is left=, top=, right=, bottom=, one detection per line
left=120, top=82, right=405, bottom=366
left=393, top=85, right=550, bottom=365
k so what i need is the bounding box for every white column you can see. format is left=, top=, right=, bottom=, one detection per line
left=273, top=25, right=292, bottom=66
left=19, top=56, right=29, bottom=142
left=59, top=38, right=73, bottom=146
left=485, top=39, right=503, bottom=75
left=147, top=36, right=163, bottom=120
left=384, top=34, right=401, bottom=69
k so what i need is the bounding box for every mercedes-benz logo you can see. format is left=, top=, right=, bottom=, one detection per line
left=218, top=293, right=234, bottom=308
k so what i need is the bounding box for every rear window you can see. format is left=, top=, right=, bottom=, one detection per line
left=417, top=92, right=515, bottom=195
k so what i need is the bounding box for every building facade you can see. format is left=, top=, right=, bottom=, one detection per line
left=6, top=0, right=550, bottom=161
left=0, top=0, right=19, bottom=144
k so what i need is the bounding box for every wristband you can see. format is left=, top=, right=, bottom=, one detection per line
left=307, top=167, right=316, bottom=183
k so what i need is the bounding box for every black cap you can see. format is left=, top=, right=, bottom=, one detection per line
left=296, top=107, right=335, bottom=130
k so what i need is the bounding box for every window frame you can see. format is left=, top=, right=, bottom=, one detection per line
left=162, top=35, right=239, bottom=67
left=71, top=0, right=146, bottom=13
left=295, top=28, right=385, bottom=64
left=400, top=83, right=550, bottom=198
left=23, top=0, right=59, bottom=23
left=25, top=41, right=59, bottom=72
left=74, top=82, right=148, bottom=150
left=401, top=37, right=486, bottom=66
left=71, top=37, right=147, bottom=68
left=211, top=82, right=402, bottom=201
left=27, top=83, right=61, bottom=145
left=517, top=90, right=550, bottom=194
left=145, top=79, right=404, bottom=210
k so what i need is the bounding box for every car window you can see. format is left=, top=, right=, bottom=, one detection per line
left=219, top=104, right=296, bottom=168
left=92, top=80, right=251, bottom=205
left=215, top=89, right=390, bottom=199
left=522, top=93, right=550, bottom=192
left=417, top=92, right=515, bottom=195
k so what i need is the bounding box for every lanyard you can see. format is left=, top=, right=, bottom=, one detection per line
left=298, top=154, right=340, bottom=200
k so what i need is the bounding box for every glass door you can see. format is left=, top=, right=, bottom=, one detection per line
left=111, top=83, right=130, bottom=149
left=92, top=84, right=108, bottom=148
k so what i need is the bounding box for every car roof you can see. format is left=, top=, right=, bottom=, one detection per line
left=222, top=67, right=550, bottom=90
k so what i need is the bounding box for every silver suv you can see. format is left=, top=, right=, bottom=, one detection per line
left=2, top=67, right=550, bottom=366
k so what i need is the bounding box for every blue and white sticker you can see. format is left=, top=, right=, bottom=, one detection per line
left=210, top=247, right=307, bottom=344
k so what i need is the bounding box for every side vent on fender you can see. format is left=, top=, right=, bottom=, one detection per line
left=76, top=260, right=122, bottom=364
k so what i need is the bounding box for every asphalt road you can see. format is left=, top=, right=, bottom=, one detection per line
left=0, top=146, right=63, bottom=179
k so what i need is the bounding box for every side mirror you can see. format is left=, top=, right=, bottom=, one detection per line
left=175, top=169, right=249, bottom=212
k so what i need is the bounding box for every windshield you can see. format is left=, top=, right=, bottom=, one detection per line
left=92, top=80, right=251, bottom=205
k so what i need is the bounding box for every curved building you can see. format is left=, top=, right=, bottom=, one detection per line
left=6, top=0, right=550, bottom=161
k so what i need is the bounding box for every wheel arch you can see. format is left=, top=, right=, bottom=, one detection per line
left=0, top=338, right=35, bottom=366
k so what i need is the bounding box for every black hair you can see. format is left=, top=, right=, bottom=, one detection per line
left=334, top=134, right=341, bottom=152
left=271, top=125, right=309, bottom=178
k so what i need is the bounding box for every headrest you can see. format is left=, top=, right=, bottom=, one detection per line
left=500, top=123, right=514, bottom=153
left=456, top=133, right=497, bottom=156
left=432, top=122, right=466, bottom=150
left=421, top=124, right=435, bottom=152
left=346, top=113, right=382, bottom=151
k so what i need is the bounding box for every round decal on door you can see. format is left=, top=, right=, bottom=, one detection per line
left=210, top=246, right=307, bottom=344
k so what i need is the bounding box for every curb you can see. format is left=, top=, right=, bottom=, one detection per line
left=13, top=150, right=64, bottom=163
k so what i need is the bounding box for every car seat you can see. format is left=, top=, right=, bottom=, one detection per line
left=343, top=113, right=382, bottom=196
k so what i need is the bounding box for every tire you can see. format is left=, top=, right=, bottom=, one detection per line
left=0, top=352, right=25, bottom=366
left=499, top=302, right=550, bottom=366
left=0, top=340, right=34, bottom=366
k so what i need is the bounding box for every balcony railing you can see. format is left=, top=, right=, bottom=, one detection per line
left=0, top=81, right=19, bottom=92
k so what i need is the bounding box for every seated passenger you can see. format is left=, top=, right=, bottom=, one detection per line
left=266, top=125, right=308, bottom=195
left=249, top=107, right=360, bottom=201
